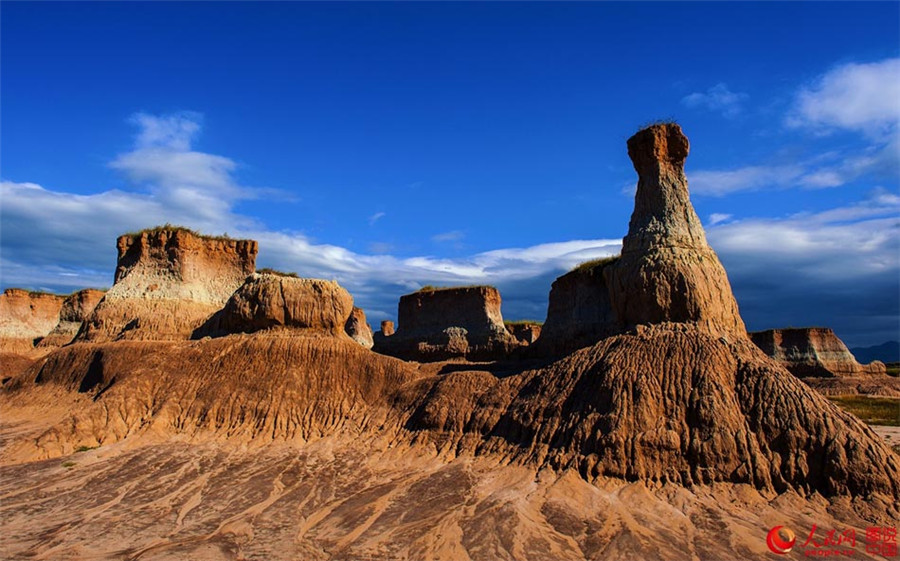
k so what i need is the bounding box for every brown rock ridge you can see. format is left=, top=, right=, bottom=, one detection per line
left=751, top=327, right=898, bottom=397
left=196, top=272, right=355, bottom=337
left=345, top=306, right=374, bottom=348
left=78, top=227, right=257, bottom=342
left=0, top=288, right=66, bottom=356
left=37, top=289, right=106, bottom=348
left=374, top=286, right=519, bottom=361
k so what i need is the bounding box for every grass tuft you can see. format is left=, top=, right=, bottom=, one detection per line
left=416, top=284, right=495, bottom=293
left=75, top=445, right=97, bottom=453
left=123, top=223, right=234, bottom=241
left=257, top=268, right=300, bottom=278
left=504, top=320, right=543, bottom=327
left=572, top=255, right=619, bottom=273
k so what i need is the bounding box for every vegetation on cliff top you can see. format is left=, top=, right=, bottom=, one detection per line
left=416, top=284, right=496, bottom=293
left=257, top=268, right=300, bottom=278
left=572, top=255, right=619, bottom=273
left=123, top=224, right=234, bottom=241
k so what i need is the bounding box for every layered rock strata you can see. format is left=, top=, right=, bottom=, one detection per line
left=0, top=289, right=66, bottom=355
left=38, top=289, right=106, bottom=348
left=78, top=228, right=257, bottom=341
left=374, top=286, right=518, bottom=361
left=750, top=327, right=887, bottom=378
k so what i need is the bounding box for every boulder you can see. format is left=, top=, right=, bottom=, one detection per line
left=206, top=273, right=354, bottom=336
left=345, top=307, right=374, bottom=348
left=374, top=286, right=518, bottom=361
left=79, top=228, right=257, bottom=341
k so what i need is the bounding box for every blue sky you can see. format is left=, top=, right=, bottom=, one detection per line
left=1, top=2, right=898, bottom=347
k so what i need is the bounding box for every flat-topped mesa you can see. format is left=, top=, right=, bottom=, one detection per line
left=197, top=273, right=355, bottom=337
left=374, top=286, right=519, bottom=361
left=606, top=123, right=746, bottom=339
left=79, top=228, right=258, bottom=342
left=0, top=289, right=66, bottom=355
left=751, top=327, right=888, bottom=378
left=38, top=289, right=106, bottom=348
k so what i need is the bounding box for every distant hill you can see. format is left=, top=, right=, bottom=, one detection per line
left=850, top=341, right=900, bottom=364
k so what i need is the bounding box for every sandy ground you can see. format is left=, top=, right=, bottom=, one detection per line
left=0, top=427, right=895, bottom=561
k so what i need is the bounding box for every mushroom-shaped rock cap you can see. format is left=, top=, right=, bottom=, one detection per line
left=627, top=122, right=690, bottom=175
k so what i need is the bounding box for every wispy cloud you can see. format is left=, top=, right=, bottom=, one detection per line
left=431, top=230, right=465, bottom=243
left=681, top=83, right=748, bottom=118
left=368, top=212, right=386, bottom=226
left=708, top=213, right=732, bottom=226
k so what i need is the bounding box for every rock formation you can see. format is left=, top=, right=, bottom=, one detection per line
left=750, top=327, right=898, bottom=396
left=345, top=307, right=374, bottom=348
left=0, top=288, right=66, bottom=355
left=533, top=257, right=619, bottom=355
left=1, top=124, right=898, bottom=561
left=604, top=124, right=746, bottom=339
left=374, top=286, right=519, bottom=361
left=380, top=320, right=395, bottom=337
left=78, top=228, right=257, bottom=341
left=751, top=327, right=886, bottom=377
left=505, top=321, right=542, bottom=345
left=200, top=273, right=354, bottom=336
left=37, top=289, right=106, bottom=348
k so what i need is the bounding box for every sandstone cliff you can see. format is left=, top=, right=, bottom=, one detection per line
left=0, top=288, right=66, bottom=355
left=79, top=228, right=257, bottom=341
left=345, top=307, right=374, bottom=348
left=374, top=286, right=519, bottom=361
left=750, top=327, right=898, bottom=396
left=534, top=257, right=619, bottom=356
left=37, top=289, right=106, bottom=348
left=750, top=327, right=886, bottom=377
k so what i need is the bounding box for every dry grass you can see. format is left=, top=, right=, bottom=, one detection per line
left=257, top=268, right=300, bottom=278
left=123, top=223, right=234, bottom=241
left=572, top=255, right=619, bottom=273
left=416, top=284, right=495, bottom=293
left=827, top=396, right=899, bottom=426
left=504, top=320, right=543, bottom=327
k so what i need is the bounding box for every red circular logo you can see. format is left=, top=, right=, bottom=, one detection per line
left=767, top=526, right=796, bottom=554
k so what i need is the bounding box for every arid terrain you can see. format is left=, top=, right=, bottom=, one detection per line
left=1, top=124, right=897, bottom=561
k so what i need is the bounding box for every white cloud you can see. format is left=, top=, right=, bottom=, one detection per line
left=431, top=230, right=465, bottom=243
left=681, top=83, right=748, bottom=118
left=788, top=58, right=900, bottom=137
left=708, top=213, right=732, bottom=226
left=368, top=212, right=386, bottom=226
left=130, top=111, right=202, bottom=151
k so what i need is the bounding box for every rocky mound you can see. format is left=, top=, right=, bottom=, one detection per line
left=78, top=228, right=257, bottom=341
left=197, top=273, right=354, bottom=337
left=750, top=327, right=887, bottom=377
left=345, top=307, right=374, bottom=348
left=37, top=288, right=106, bottom=348
left=374, top=286, right=519, bottom=361
left=0, top=288, right=66, bottom=355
